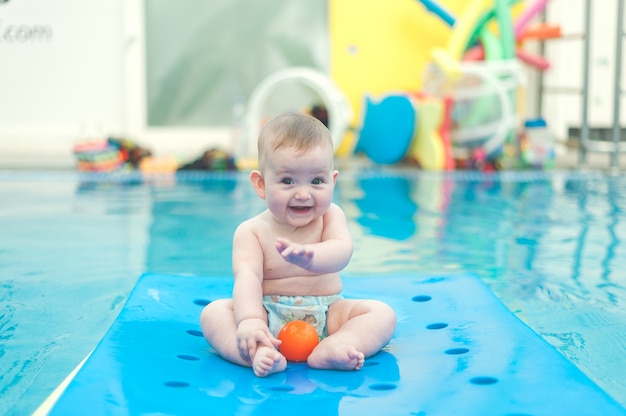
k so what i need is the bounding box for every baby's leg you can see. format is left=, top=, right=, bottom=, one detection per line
left=200, top=299, right=249, bottom=367
left=200, top=299, right=287, bottom=377
left=307, top=299, right=396, bottom=371
left=307, top=336, right=365, bottom=371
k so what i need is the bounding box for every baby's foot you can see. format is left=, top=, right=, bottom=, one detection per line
left=307, top=340, right=365, bottom=371
left=252, top=346, right=287, bottom=377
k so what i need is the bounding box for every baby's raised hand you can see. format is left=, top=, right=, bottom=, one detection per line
left=276, top=237, right=314, bottom=270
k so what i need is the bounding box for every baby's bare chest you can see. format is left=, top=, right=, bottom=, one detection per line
left=260, top=224, right=324, bottom=277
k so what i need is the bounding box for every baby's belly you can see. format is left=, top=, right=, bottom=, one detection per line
left=262, top=274, right=343, bottom=296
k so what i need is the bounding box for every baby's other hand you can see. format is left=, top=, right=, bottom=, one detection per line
left=276, top=237, right=314, bottom=270
left=236, top=318, right=281, bottom=363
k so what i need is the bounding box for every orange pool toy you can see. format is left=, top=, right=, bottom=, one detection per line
left=277, top=320, right=320, bottom=362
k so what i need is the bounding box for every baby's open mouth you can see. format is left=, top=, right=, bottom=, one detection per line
left=290, top=206, right=312, bottom=212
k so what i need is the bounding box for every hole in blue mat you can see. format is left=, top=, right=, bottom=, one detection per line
left=193, top=298, right=211, bottom=306
left=164, top=381, right=190, bottom=388
left=369, top=383, right=397, bottom=391
left=470, top=376, right=498, bottom=385
left=177, top=354, right=200, bottom=361
left=269, top=385, right=295, bottom=392
left=445, top=347, right=469, bottom=355
left=186, top=329, right=203, bottom=337
left=412, top=295, right=432, bottom=302
left=427, top=322, right=448, bottom=330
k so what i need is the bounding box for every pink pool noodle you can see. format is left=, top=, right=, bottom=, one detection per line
left=516, top=48, right=550, bottom=70
left=514, top=0, right=549, bottom=38
left=463, top=44, right=550, bottom=70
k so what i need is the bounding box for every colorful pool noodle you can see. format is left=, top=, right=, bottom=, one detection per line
left=464, top=0, right=551, bottom=47
left=457, top=11, right=516, bottom=131
left=511, top=0, right=551, bottom=69
left=431, top=0, right=493, bottom=79
left=424, top=0, right=520, bottom=159
left=514, top=0, right=549, bottom=38
left=462, top=0, right=522, bottom=55
left=424, top=0, right=517, bottom=156
left=419, top=0, right=521, bottom=62
left=511, top=0, right=554, bottom=70
left=475, top=48, right=550, bottom=70
left=455, top=30, right=506, bottom=131
left=416, top=0, right=455, bottom=27
left=515, top=49, right=550, bottom=70
left=460, top=39, right=519, bottom=157
left=494, top=0, right=516, bottom=59
left=479, top=29, right=503, bottom=60
left=462, top=0, right=553, bottom=70
left=519, top=23, right=561, bottom=40
left=463, top=35, right=550, bottom=71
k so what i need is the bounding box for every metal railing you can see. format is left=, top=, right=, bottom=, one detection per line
left=578, top=0, right=625, bottom=170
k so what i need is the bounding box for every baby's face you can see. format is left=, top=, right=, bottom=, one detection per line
left=262, top=145, right=337, bottom=229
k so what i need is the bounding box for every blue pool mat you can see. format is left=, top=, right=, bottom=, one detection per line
left=49, top=273, right=626, bottom=416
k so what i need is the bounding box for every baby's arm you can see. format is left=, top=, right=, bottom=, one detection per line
left=275, top=238, right=314, bottom=269
left=232, top=223, right=281, bottom=362
left=276, top=203, right=353, bottom=273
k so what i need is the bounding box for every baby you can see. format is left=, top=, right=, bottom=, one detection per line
left=200, top=113, right=396, bottom=377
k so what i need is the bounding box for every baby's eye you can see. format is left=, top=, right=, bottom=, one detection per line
left=281, top=177, right=294, bottom=185
left=311, top=177, right=324, bottom=185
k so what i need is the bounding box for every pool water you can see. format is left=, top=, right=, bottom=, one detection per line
left=1, top=169, right=625, bottom=415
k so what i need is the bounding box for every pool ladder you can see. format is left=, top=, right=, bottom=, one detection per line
left=540, top=0, right=625, bottom=171
left=580, top=0, right=625, bottom=171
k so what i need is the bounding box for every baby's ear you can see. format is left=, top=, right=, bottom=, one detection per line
left=250, top=170, right=266, bottom=199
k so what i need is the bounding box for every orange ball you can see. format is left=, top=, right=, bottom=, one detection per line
left=277, top=320, right=320, bottom=362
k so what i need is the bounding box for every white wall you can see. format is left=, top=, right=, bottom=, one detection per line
left=0, top=0, right=323, bottom=169
left=0, top=0, right=128, bottom=168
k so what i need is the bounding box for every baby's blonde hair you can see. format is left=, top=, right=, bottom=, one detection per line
left=257, top=113, right=333, bottom=171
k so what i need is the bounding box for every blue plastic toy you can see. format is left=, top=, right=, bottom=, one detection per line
left=354, top=95, right=417, bottom=165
